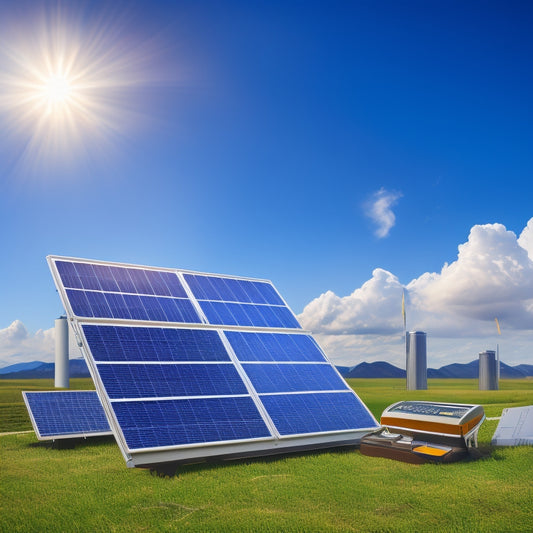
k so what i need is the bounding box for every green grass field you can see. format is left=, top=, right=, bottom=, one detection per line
left=1, top=378, right=532, bottom=532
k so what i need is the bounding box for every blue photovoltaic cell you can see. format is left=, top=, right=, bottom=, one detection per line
left=83, top=326, right=230, bottom=362
left=199, top=301, right=301, bottom=329
left=23, top=391, right=110, bottom=438
left=65, top=289, right=91, bottom=316
left=184, top=274, right=284, bottom=305
left=225, top=331, right=326, bottom=362
left=66, top=289, right=200, bottom=323
left=56, top=261, right=187, bottom=297
left=260, top=392, right=377, bottom=436
left=112, top=397, right=271, bottom=449
left=242, top=364, right=349, bottom=394
left=97, top=363, right=248, bottom=399
left=55, top=260, right=83, bottom=288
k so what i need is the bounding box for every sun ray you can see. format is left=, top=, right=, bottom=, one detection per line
left=0, top=3, right=180, bottom=182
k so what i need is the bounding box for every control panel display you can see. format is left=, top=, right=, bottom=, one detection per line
left=381, top=401, right=485, bottom=439
left=388, top=402, right=470, bottom=419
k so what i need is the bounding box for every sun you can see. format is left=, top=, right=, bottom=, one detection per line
left=0, top=4, right=172, bottom=178
left=0, top=10, right=125, bottom=173
left=42, top=73, right=73, bottom=109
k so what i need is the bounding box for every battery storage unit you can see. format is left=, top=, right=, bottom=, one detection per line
left=361, top=401, right=485, bottom=464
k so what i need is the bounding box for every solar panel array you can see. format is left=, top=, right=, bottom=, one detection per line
left=48, top=256, right=378, bottom=467
left=22, top=391, right=111, bottom=440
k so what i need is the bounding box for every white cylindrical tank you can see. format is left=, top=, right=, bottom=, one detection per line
left=406, top=331, right=427, bottom=390
left=55, top=316, right=69, bottom=388
left=479, top=350, right=498, bottom=390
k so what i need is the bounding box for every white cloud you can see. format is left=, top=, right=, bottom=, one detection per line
left=299, top=218, right=533, bottom=367
left=518, top=217, right=533, bottom=260
left=0, top=320, right=55, bottom=367
left=299, top=268, right=404, bottom=335
left=407, top=223, right=533, bottom=330
left=364, top=188, right=402, bottom=238
left=0, top=320, right=82, bottom=368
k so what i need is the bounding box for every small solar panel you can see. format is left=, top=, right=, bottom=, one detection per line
left=56, top=259, right=200, bottom=323
left=225, top=331, right=327, bottom=362
left=184, top=273, right=285, bottom=305
left=97, top=363, right=248, bottom=399
left=22, top=391, right=112, bottom=440
left=261, top=392, right=378, bottom=436
left=48, top=256, right=378, bottom=467
left=241, top=363, right=349, bottom=394
left=491, top=406, right=533, bottom=446
left=198, top=300, right=301, bottom=328
left=112, top=397, right=271, bottom=449
left=83, top=326, right=230, bottom=362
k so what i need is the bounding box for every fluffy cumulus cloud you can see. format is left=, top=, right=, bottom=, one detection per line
left=0, top=320, right=82, bottom=368
left=0, top=320, right=55, bottom=367
left=299, top=218, right=533, bottom=367
left=364, top=188, right=402, bottom=238
left=300, top=268, right=404, bottom=335
left=408, top=223, right=533, bottom=330
left=518, top=217, right=533, bottom=260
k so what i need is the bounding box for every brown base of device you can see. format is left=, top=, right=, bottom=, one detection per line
left=360, top=429, right=470, bottom=464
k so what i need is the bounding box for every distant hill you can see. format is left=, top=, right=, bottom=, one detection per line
left=338, top=360, right=533, bottom=379
left=427, top=360, right=478, bottom=379
left=0, top=359, right=90, bottom=379
left=344, top=361, right=406, bottom=379
left=515, top=364, right=533, bottom=376
left=0, top=361, right=43, bottom=375
left=335, top=366, right=351, bottom=377
left=427, top=360, right=530, bottom=379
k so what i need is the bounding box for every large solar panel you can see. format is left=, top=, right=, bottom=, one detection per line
left=47, top=256, right=378, bottom=467
left=22, top=391, right=112, bottom=440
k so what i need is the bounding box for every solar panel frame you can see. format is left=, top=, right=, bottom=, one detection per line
left=47, top=256, right=378, bottom=467
left=22, top=390, right=112, bottom=440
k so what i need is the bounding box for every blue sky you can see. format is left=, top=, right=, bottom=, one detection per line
left=1, top=1, right=532, bottom=368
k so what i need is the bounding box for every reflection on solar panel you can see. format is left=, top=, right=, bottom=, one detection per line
left=22, top=391, right=111, bottom=440
left=48, top=256, right=378, bottom=467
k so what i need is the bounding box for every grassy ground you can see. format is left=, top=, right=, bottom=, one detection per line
left=1, top=378, right=532, bottom=532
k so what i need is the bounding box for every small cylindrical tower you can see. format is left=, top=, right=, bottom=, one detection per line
left=479, top=350, right=498, bottom=390
left=406, top=331, right=427, bottom=390
left=55, top=316, right=69, bottom=388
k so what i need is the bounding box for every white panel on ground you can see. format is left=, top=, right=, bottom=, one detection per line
left=491, top=405, right=533, bottom=446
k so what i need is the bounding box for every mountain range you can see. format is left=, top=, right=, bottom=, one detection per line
left=336, top=360, right=533, bottom=379
left=0, top=359, right=91, bottom=379
left=1, top=358, right=532, bottom=380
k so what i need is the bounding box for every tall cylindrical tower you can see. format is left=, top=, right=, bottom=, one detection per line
left=479, top=350, right=498, bottom=390
left=406, top=331, right=427, bottom=390
left=55, top=316, right=69, bottom=389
